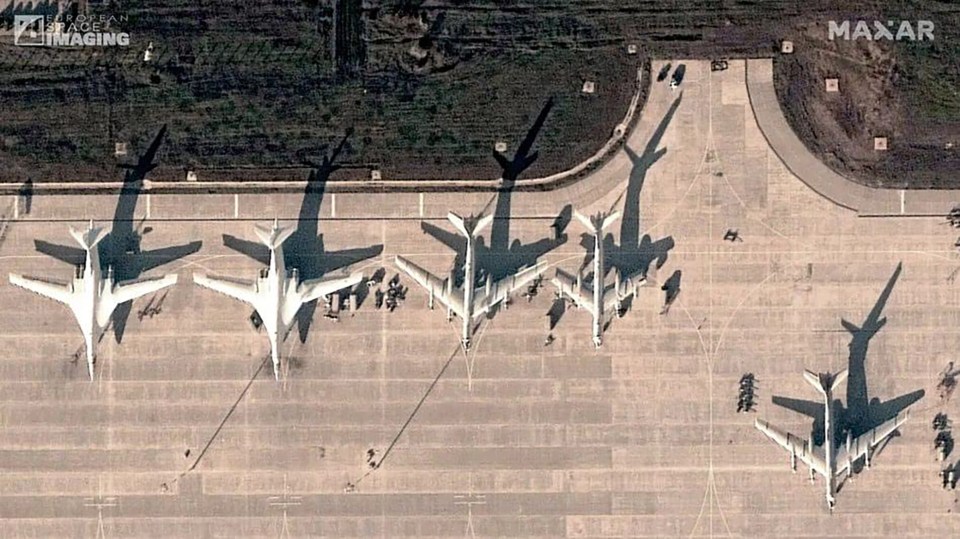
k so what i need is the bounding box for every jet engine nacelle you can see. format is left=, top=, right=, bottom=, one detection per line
left=428, top=288, right=434, bottom=310
left=574, top=271, right=582, bottom=308
left=288, top=268, right=299, bottom=283
left=614, top=271, right=624, bottom=317
left=846, top=431, right=854, bottom=478
left=106, top=265, right=114, bottom=282
left=790, top=449, right=797, bottom=473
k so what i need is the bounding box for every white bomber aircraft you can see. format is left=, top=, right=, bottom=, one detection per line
left=755, top=369, right=911, bottom=511
left=553, top=210, right=645, bottom=347
left=193, top=219, right=362, bottom=380
left=10, top=221, right=178, bottom=380
left=396, top=212, right=547, bottom=350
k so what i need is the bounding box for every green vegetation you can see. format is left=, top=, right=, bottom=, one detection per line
left=898, top=40, right=960, bottom=122
left=0, top=0, right=667, bottom=181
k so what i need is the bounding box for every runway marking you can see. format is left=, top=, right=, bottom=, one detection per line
left=901, top=189, right=906, bottom=215
left=679, top=60, right=735, bottom=539
left=331, top=194, right=336, bottom=218
left=234, top=194, right=240, bottom=219
left=146, top=194, right=151, bottom=219
left=419, top=193, right=424, bottom=218
left=267, top=473, right=301, bottom=539
left=711, top=270, right=778, bottom=358
left=84, top=474, right=117, bottom=539
left=454, top=484, right=486, bottom=539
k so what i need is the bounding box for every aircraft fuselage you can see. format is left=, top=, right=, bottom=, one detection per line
left=461, top=233, right=477, bottom=349
left=591, top=227, right=605, bottom=348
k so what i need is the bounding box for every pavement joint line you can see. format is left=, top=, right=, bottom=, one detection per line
left=352, top=343, right=461, bottom=488
left=174, top=354, right=270, bottom=484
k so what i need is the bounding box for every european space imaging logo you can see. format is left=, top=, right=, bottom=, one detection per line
left=13, top=13, right=130, bottom=47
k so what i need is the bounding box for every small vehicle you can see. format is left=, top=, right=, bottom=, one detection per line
left=670, top=64, right=686, bottom=90
left=710, top=59, right=729, bottom=72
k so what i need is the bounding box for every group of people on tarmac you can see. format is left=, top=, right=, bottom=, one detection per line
left=737, top=373, right=757, bottom=413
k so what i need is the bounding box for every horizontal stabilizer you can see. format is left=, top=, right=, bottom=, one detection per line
left=803, top=369, right=848, bottom=395
left=601, top=211, right=621, bottom=232
left=254, top=219, right=296, bottom=250
left=69, top=221, right=109, bottom=251
left=574, top=210, right=620, bottom=234
left=448, top=212, right=493, bottom=239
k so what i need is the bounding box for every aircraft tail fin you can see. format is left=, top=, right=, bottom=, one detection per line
left=803, top=369, right=848, bottom=396
left=573, top=210, right=594, bottom=232
left=574, top=210, right=621, bottom=234
left=253, top=219, right=295, bottom=251
left=69, top=220, right=109, bottom=252
left=601, top=210, right=621, bottom=232
left=448, top=212, right=493, bottom=239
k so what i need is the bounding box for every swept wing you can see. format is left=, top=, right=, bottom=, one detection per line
left=394, top=255, right=466, bottom=319
left=755, top=418, right=828, bottom=477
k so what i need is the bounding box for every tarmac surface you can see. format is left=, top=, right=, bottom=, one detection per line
left=745, top=59, right=960, bottom=216
left=2, top=60, right=960, bottom=537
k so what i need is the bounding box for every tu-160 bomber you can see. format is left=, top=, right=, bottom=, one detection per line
left=194, top=219, right=363, bottom=380
left=10, top=221, right=179, bottom=380
left=9, top=124, right=199, bottom=380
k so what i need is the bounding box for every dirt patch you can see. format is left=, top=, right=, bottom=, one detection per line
left=774, top=10, right=960, bottom=189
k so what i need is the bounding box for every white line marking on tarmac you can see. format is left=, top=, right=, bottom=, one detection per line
left=420, top=193, right=424, bottom=218
left=234, top=194, right=239, bottom=219
left=901, top=189, right=906, bottom=215
left=331, top=194, right=336, bottom=218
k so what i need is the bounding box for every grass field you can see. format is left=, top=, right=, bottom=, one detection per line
left=5, top=0, right=941, bottom=184
left=773, top=1, right=960, bottom=188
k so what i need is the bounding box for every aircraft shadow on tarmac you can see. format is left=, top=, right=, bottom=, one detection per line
left=220, top=129, right=384, bottom=343
left=421, top=97, right=568, bottom=294
left=773, top=262, right=924, bottom=455
left=33, top=124, right=203, bottom=344
left=574, top=94, right=683, bottom=319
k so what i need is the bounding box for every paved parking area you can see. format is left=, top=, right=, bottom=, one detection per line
left=1, top=60, right=959, bottom=537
